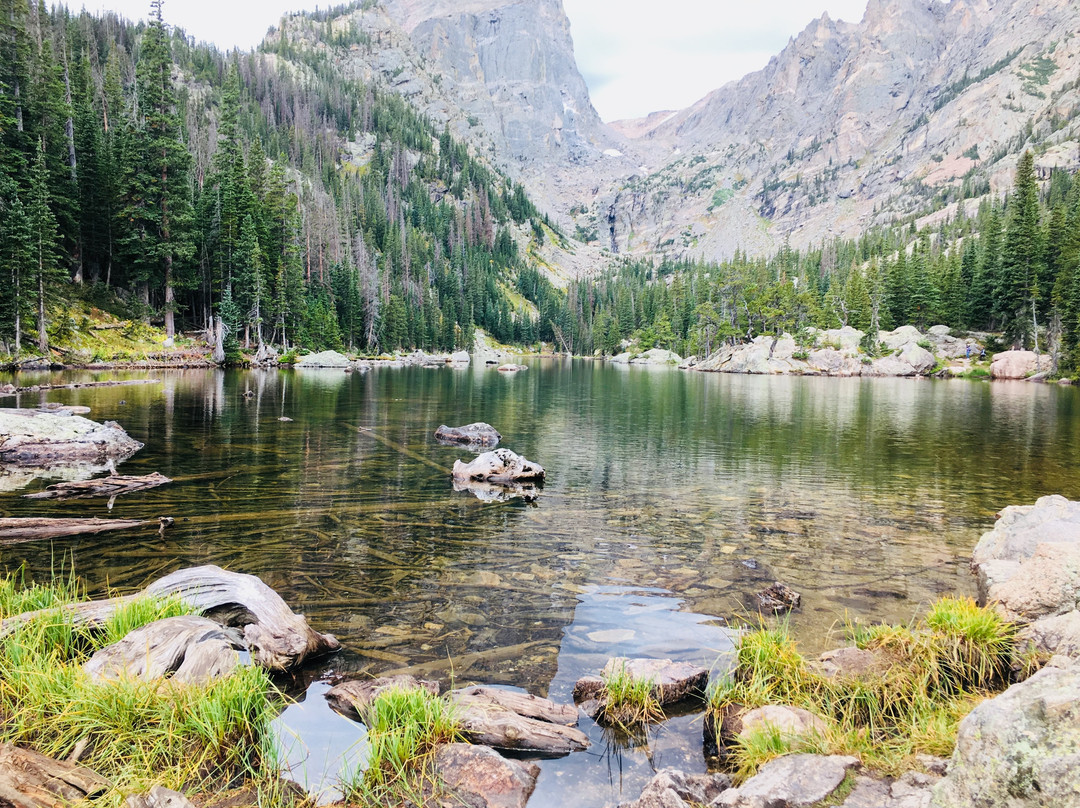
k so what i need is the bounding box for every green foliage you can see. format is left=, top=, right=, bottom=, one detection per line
left=598, top=662, right=665, bottom=728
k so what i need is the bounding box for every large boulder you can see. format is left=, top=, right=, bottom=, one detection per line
left=806, top=349, right=862, bottom=376
left=808, top=326, right=864, bottom=355
left=990, top=350, right=1050, bottom=380
left=868, top=344, right=936, bottom=377
left=452, top=449, right=545, bottom=484
left=933, top=658, right=1080, bottom=808
left=629, top=348, right=683, bottom=366
left=0, top=409, right=143, bottom=465
left=294, top=350, right=351, bottom=368
left=986, top=543, right=1080, bottom=622
left=434, top=744, right=539, bottom=808
left=878, top=325, right=924, bottom=351
left=714, top=754, right=859, bottom=807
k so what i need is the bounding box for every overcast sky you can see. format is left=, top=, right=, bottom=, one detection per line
left=78, top=0, right=870, bottom=121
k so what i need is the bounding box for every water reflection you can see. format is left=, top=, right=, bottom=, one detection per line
left=0, top=364, right=1078, bottom=806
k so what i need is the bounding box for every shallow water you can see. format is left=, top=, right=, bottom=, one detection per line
left=2, top=362, right=1078, bottom=805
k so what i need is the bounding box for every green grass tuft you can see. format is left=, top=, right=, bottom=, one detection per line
left=598, top=662, right=666, bottom=728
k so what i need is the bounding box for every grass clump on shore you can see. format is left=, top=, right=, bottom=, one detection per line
left=708, top=597, right=1014, bottom=780
left=0, top=573, right=280, bottom=804
left=598, top=662, right=665, bottom=728
left=344, top=686, right=462, bottom=807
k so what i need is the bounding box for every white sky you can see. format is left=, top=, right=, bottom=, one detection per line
left=78, top=0, right=871, bottom=121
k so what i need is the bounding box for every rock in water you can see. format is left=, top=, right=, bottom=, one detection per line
left=617, top=769, right=732, bottom=808
left=452, top=449, right=545, bottom=484
left=756, top=581, right=802, bottom=612
left=434, top=744, right=540, bottom=808
left=714, top=754, right=859, bottom=807
left=435, top=422, right=502, bottom=447
left=0, top=409, right=143, bottom=464
left=934, top=658, right=1080, bottom=808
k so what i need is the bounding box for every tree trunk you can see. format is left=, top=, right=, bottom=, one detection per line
left=37, top=267, right=46, bottom=353
left=164, top=255, right=175, bottom=339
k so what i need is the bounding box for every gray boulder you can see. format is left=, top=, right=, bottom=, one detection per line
left=0, top=409, right=143, bottom=465
left=933, top=659, right=1080, bottom=808
left=878, top=326, right=924, bottom=351
left=1017, top=611, right=1080, bottom=659
left=619, top=769, right=732, bottom=808
left=868, top=344, right=936, bottom=377
left=713, top=754, right=859, bottom=807
left=452, top=449, right=545, bottom=484
left=294, top=350, right=351, bottom=368
left=434, top=744, right=539, bottom=808
left=990, top=350, right=1050, bottom=380
left=435, top=423, right=502, bottom=447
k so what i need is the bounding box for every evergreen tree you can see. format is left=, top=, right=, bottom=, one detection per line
left=998, top=151, right=1043, bottom=348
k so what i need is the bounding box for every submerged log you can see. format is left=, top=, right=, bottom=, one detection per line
left=756, top=581, right=802, bottom=613
left=24, top=472, right=172, bottom=501
left=435, top=422, right=502, bottom=447
left=84, top=615, right=243, bottom=685
left=325, top=675, right=441, bottom=721
left=144, top=566, right=341, bottom=671
left=451, top=449, right=545, bottom=484
left=0, top=516, right=170, bottom=543
left=0, top=742, right=111, bottom=808
left=0, top=379, right=161, bottom=395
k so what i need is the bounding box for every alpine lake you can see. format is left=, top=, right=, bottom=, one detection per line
left=2, top=360, right=1080, bottom=806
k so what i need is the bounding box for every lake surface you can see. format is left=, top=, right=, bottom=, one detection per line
left=2, top=362, right=1079, bottom=805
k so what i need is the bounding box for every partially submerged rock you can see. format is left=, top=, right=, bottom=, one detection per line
left=0, top=409, right=143, bottom=465
left=574, top=657, right=708, bottom=720
left=453, top=479, right=541, bottom=503
left=755, top=581, right=802, bottom=613
left=325, top=675, right=440, bottom=721
left=715, top=753, right=859, bottom=807
left=497, top=363, right=528, bottom=372
left=0, top=743, right=111, bottom=808
left=617, top=769, right=732, bottom=808
left=934, top=657, right=1080, bottom=808
left=84, top=615, right=243, bottom=685
left=435, top=422, right=502, bottom=447
left=434, top=743, right=539, bottom=808
left=452, top=449, right=545, bottom=484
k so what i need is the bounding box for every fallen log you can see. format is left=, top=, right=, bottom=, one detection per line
left=453, top=699, right=589, bottom=754
left=0, top=516, right=171, bottom=543
left=451, top=685, right=578, bottom=726
left=0, top=379, right=161, bottom=395
left=24, top=472, right=172, bottom=501
left=325, top=675, right=441, bottom=721
left=2, top=565, right=339, bottom=672
left=0, top=742, right=111, bottom=808
left=84, top=615, right=243, bottom=685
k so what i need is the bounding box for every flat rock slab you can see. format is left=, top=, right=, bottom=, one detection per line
left=126, top=786, right=197, bottom=808
left=0, top=742, right=111, bottom=808
left=84, top=615, right=243, bottom=685
left=435, top=744, right=539, bottom=808
left=715, top=754, right=859, bottom=807
left=452, top=449, right=545, bottom=484
left=0, top=409, right=143, bottom=464
left=435, top=423, right=502, bottom=447
left=325, top=675, right=440, bottom=721
left=618, top=769, right=732, bottom=808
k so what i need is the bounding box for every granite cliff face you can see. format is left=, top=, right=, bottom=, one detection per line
left=274, top=0, right=1080, bottom=270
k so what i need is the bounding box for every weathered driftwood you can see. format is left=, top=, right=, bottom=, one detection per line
left=756, top=581, right=802, bottom=613
left=125, top=786, right=197, bottom=808
left=0, top=742, right=111, bottom=808
left=325, top=675, right=441, bottom=721
left=434, top=423, right=501, bottom=447
left=453, top=698, right=590, bottom=753
left=84, top=615, right=243, bottom=685
left=451, top=685, right=578, bottom=726
left=2, top=565, right=339, bottom=672
left=0, top=409, right=143, bottom=464
left=24, top=472, right=172, bottom=501
left=0, top=516, right=170, bottom=543
left=144, top=566, right=341, bottom=671
left=451, top=449, right=545, bottom=484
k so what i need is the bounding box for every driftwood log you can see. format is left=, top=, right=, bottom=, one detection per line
left=0, top=516, right=172, bottom=544
left=84, top=615, right=244, bottom=685
left=24, top=472, right=172, bottom=501
left=453, top=698, right=590, bottom=753
left=325, top=675, right=441, bottom=721
left=143, top=566, right=341, bottom=671
left=2, top=565, right=340, bottom=672
left=451, top=449, right=545, bottom=484
left=0, top=379, right=161, bottom=395
left=0, top=742, right=111, bottom=808
left=451, top=686, right=578, bottom=725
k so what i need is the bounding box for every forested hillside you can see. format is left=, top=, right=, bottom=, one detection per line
left=0, top=0, right=558, bottom=359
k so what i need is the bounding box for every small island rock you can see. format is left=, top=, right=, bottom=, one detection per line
left=452, top=449, right=545, bottom=484
left=0, top=409, right=143, bottom=465
left=435, top=423, right=502, bottom=447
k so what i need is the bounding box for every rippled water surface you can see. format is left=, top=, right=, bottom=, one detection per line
left=2, top=362, right=1079, bottom=805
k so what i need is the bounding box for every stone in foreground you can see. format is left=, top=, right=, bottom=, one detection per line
left=617, top=768, right=732, bottom=808
left=434, top=743, right=539, bottom=808
left=435, top=422, right=502, bottom=447
left=0, top=409, right=143, bottom=465
left=125, top=786, right=197, bottom=808
left=452, top=448, right=545, bottom=484
left=714, top=754, right=859, bottom=807
left=933, top=657, right=1080, bottom=808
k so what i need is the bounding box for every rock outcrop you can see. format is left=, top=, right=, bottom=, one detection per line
left=934, top=656, right=1080, bottom=808
left=616, top=769, right=732, bottom=808
left=294, top=350, right=352, bottom=368
left=0, top=409, right=143, bottom=465
left=989, top=350, right=1051, bottom=380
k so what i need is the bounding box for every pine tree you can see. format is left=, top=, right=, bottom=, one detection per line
left=998, top=151, right=1043, bottom=348
left=26, top=137, right=60, bottom=351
